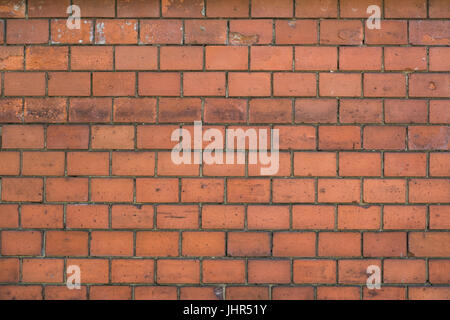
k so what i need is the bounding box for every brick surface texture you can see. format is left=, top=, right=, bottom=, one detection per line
left=0, top=0, right=449, bottom=300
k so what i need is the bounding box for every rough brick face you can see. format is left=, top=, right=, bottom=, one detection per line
left=0, top=0, right=448, bottom=301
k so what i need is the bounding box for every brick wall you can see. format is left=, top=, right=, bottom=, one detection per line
left=0, top=0, right=449, bottom=300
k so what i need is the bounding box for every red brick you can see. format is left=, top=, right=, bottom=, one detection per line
left=408, top=126, right=448, bottom=150
left=139, top=73, right=180, bottom=97
left=0, top=0, right=25, bottom=17
left=46, top=178, right=88, bottom=202
left=2, top=125, right=44, bottom=149
left=201, top=205, right=245, bottom=229
left=274, top=73, right=316, bottom=97
left=363, top=232, right=407, bottom=257
left=319, top=126, right=361, bottom=150
left=229, top=73, right=271, bottom=97
left=0, top=98, right=23, bottom=123
left=339, top=152, right=381, bottom=176
left=248, top=205, right=290, bottom=230
left=276, top=20, right=317, bottom=44
left=248, top=260, right=291, bottom=283
left=277, top=126, right=316, bottom=150
left=117, top=0, right=159, bottom=17
left=91, top=125, right=134, bottom=149
left=0, top=258, right=19, bottom=282
left=338, top=205, right=381, bottom=230
left=292, top=205, right=334, bottom=229
left=0, top=47, right=23, bottom=70
left=203, top=260, right=245, bottom=283
left=66, top=205, right=109, bottom=229
left=430, top=47, right=450, bottom=71
left=272, top=287, right=314, bottom=300
left=227, top=179, right=270, bottom=203
left=91, top=178, right=133, bottom=202
left=158, top=98, right=201, bottom=123
left=339, top=99, right=383, bottom=124
left=320, top=73, right=361, bottom=97
left=318, top=178, right=360, bottom=203
left=430, top=153, right=450, bottom=176
left=229, top=20, right=273, bottom=45
left=182, top=232, right=225, bottom=256
left=157, top=205, right=198, bottom=229
left=93, top=72, right=135, bottom=96
left=69, top=98, right=111, bottom=123
left=295, top=99, right=336, bottom=123
left=207, top=0, right=249, bottom=17
left=249, top=99, right=291, bottom=123
left=22, top=152, right=65, bottom=176
left=48, top=72, right=91, bottom=96
left=2, top=178, right=43, bottom=202
left=296, top=47, right=337, bottom=71
left=385, top=0, right=426, bottom=18
left=317, top=286, right=360, bottom=300
left=95, top=19, right=138, bottom=44
left=252, top=0, right=292, bottom=17
left=156, top=260, right=200, bottom=284
left=431, top=102, right=450, bottom=126
left=157, top=151, right=200, bottom=176
left=51, top=19, right=93, bottom=44
left=384, top=153, right=427, bottom=177
left=364, top=179, right=406, bottom=203
left=0, top=204, right=19, bottom=228
left=226, top=287, right=269, bottom=300
left=160, top=46, right=203, bottom=70
left=1, top=231, right=42, bottom=256
left=206, top=46, right=248, bottom=70
left=71, top=47, right=113, bottom=70
left=115, top=46, right=157, bottom=70
left=363, top=126, right=406, bottom=150
left=28, top=0, right=71, bottom=17
left=7, top=20, right=48, bottom=44
left=114, top=98, right=156, bottom=122
left=296, top=0, right=337, bottom=17
left=383, top=205, right=427, bottom=230
left=429, top=260, right=450, bottom=283
left=385, top=47, right=427, bottom=71
left=47, top=125, right=89, bottom=149
left=22, top=259, right=63, bottom=283
left=365, top=21, right=408, bottom=45
left=0, top=286, right=42, bottom=300
left=320, top=20, right=363, bottom=45
left=409, top=20, right=450, bottom=45
left=429, top=0, right=450, bottom=18
left=318, top=232, right=361, bottom=256
left=135, top=287, right=177, bottom=300
left=410, top=287, right=450, bottom=300
left=180, top=178, right=224, bottom=203
left=384, top=100, right=427, bottom=123
left=183, top=72, right=226, bottom=96
left=363, top=287, right=406, bottom=300
left=140, top=20, right=183, bottom=44
left=91, top=231, right=133, bottom=256
left=67, top=152, right=109, bottom=176
left=339, top=47, right=382, bottom=71
left=45, top=231, right=88, bottom=256
left=409, top=232, right=450, bottom=257
left=294, top=152, right=335, bottom=176
left=364, top=74, right=406, bottom=97
left=251, top=47, right=292, bottom=71
left=409, top=74, right=450, bottom=98
left=273, top=232, right=316, bottom=256
left=73, top=0, right=115, bottom=17
left=111, top=259, right=154, bottom=283
left=4, top=73, right=46, bottom=96
left=227, top=232, right=271, bottom=256
left=137, top=125, right=179, bottom=149
left=90, top=286, right=131, bottom=300
left=0, top=152, right=20, bottom=175
left=340, top=0, right=382, bottom=18
left=26, top=46, right=68, bottom=70
left=185, top=20, right=227, bottom=44
left=204, top=98, right=247, bottom=123
left=409, top=179, right=450, bottom=203
left=136, top=231, right=179, bottom=257
left=338, top=259, right=381, bottom=284
left=273, top=179, right=315, bottom=203
left=112, top=152, right=155, bottom=176
left=161, top=0, right=204, bottom=17
left=136, top=178, right=179, bottom=203
left=44, top=286, right=87, bottom=300
left=24, top=98, right=67, bottom=123
left=293, top=260, right=336, bottom=283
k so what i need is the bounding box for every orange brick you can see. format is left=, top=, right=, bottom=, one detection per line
left=0, top=152, right=20, bottom=175
left=227, top=232, right=271, bottom=256
left=157, top=205, right=199, bottom=229
left=112, top=152, right=155, bottom=176
left=338, top=205, right=381, bottom=230
left=363, top=232, right=407, bottom=257
left=66, top=205, right=109, bottom=229
left=320, top=20, right=362, bottom=45
left=273, top=232, right=316, bottom=257
left=318, top=232, right=361, bottom=257
left=46, top=178, right=88, bottom=202
left=93, top=72, right=135, bottom=96
left=22, top=259, right=63, bottom=283
left=273, top=179, right=315, bottom=203
left=339, top=99, right=383, bottom=124
left=95, top=19, right=138, bottom=44
left=318, top=179, right=360, bottom=203
left=408, top=126, right=448, bottom=150
left=111, top=259, right=154, bottom=284
left=339, top=152, right=381, bottom=176
left=384, top=259, right=426, bottom=283
left=111, top=205, right=154, bottom=229
left=365, top=21, right=407, bottom=45
left=185, top=20, right=227, bottom=44
left=248, top=260, right=291, bottom=283
left=383, top=205, right=427, bottom=230
left=0, top=204, right=19, bottom=228
left=24, top=98, right=67, bottom=123
left=91, top=178, right=134, bottom=202
left=247, top=205, right=290, bottom=230
left=47, top=125, right=89, bottom=149
left=4, top=72, right=46, bottom=96
left=67, top=152, right=109, bottom=176
left=26, top=46, right=68, bottom=70
left=430, top=206, right=450, bottom=229
left=91, top=231, right=133, bottom=256
left=384, top=153, right=427, bottom=177
left=115, top=46, right=157, bottom=70
left=364, top=179, right=406, bottom=203
left=229, top=19, right=273, bottom=45
left=46, top=231, right=88, bottom=256
left=140, top=20, right=183, bottom=44
left=7, top=20, right=48, bottom=44
left=2, top=178, right=43, bottom=202
left=202, top=260, right=246, bottom=283
left=292, top=205, right=335, bottom=229
left=182, top=232, right=225, bottom=256
left=201, top=205, right=245, bottom=229
left=430, top=153, right=450, bottom=177
left=136, top=178, right=179, bottom=203
left=156, top=260, right=200, bottom=284
left=1, top=231, right=42, bottom=256
left=136, top=231, right=179, bottom=257
left=22, top=152, right=65, bottom=176
left=320, top=73, right=361, bottom=97
left=91, top=125, right=135, bottom=149
left=409, top=179, right=450, bottom=203
left=363, top=126, right=406, bottom=150
left=21, top=205, right=63, bottom=229
left=294, top=260, right=336, bottom=283
left=138, top=73, right=180, bottom=97
left=51, top=19, right=93, bottom=44
left=71, top=47, right=113, bottom=70
left=227, top=179, right=271, bottom=203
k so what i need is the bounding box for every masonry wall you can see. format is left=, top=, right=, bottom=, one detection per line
left=0, top=0, right=449, bottom=300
